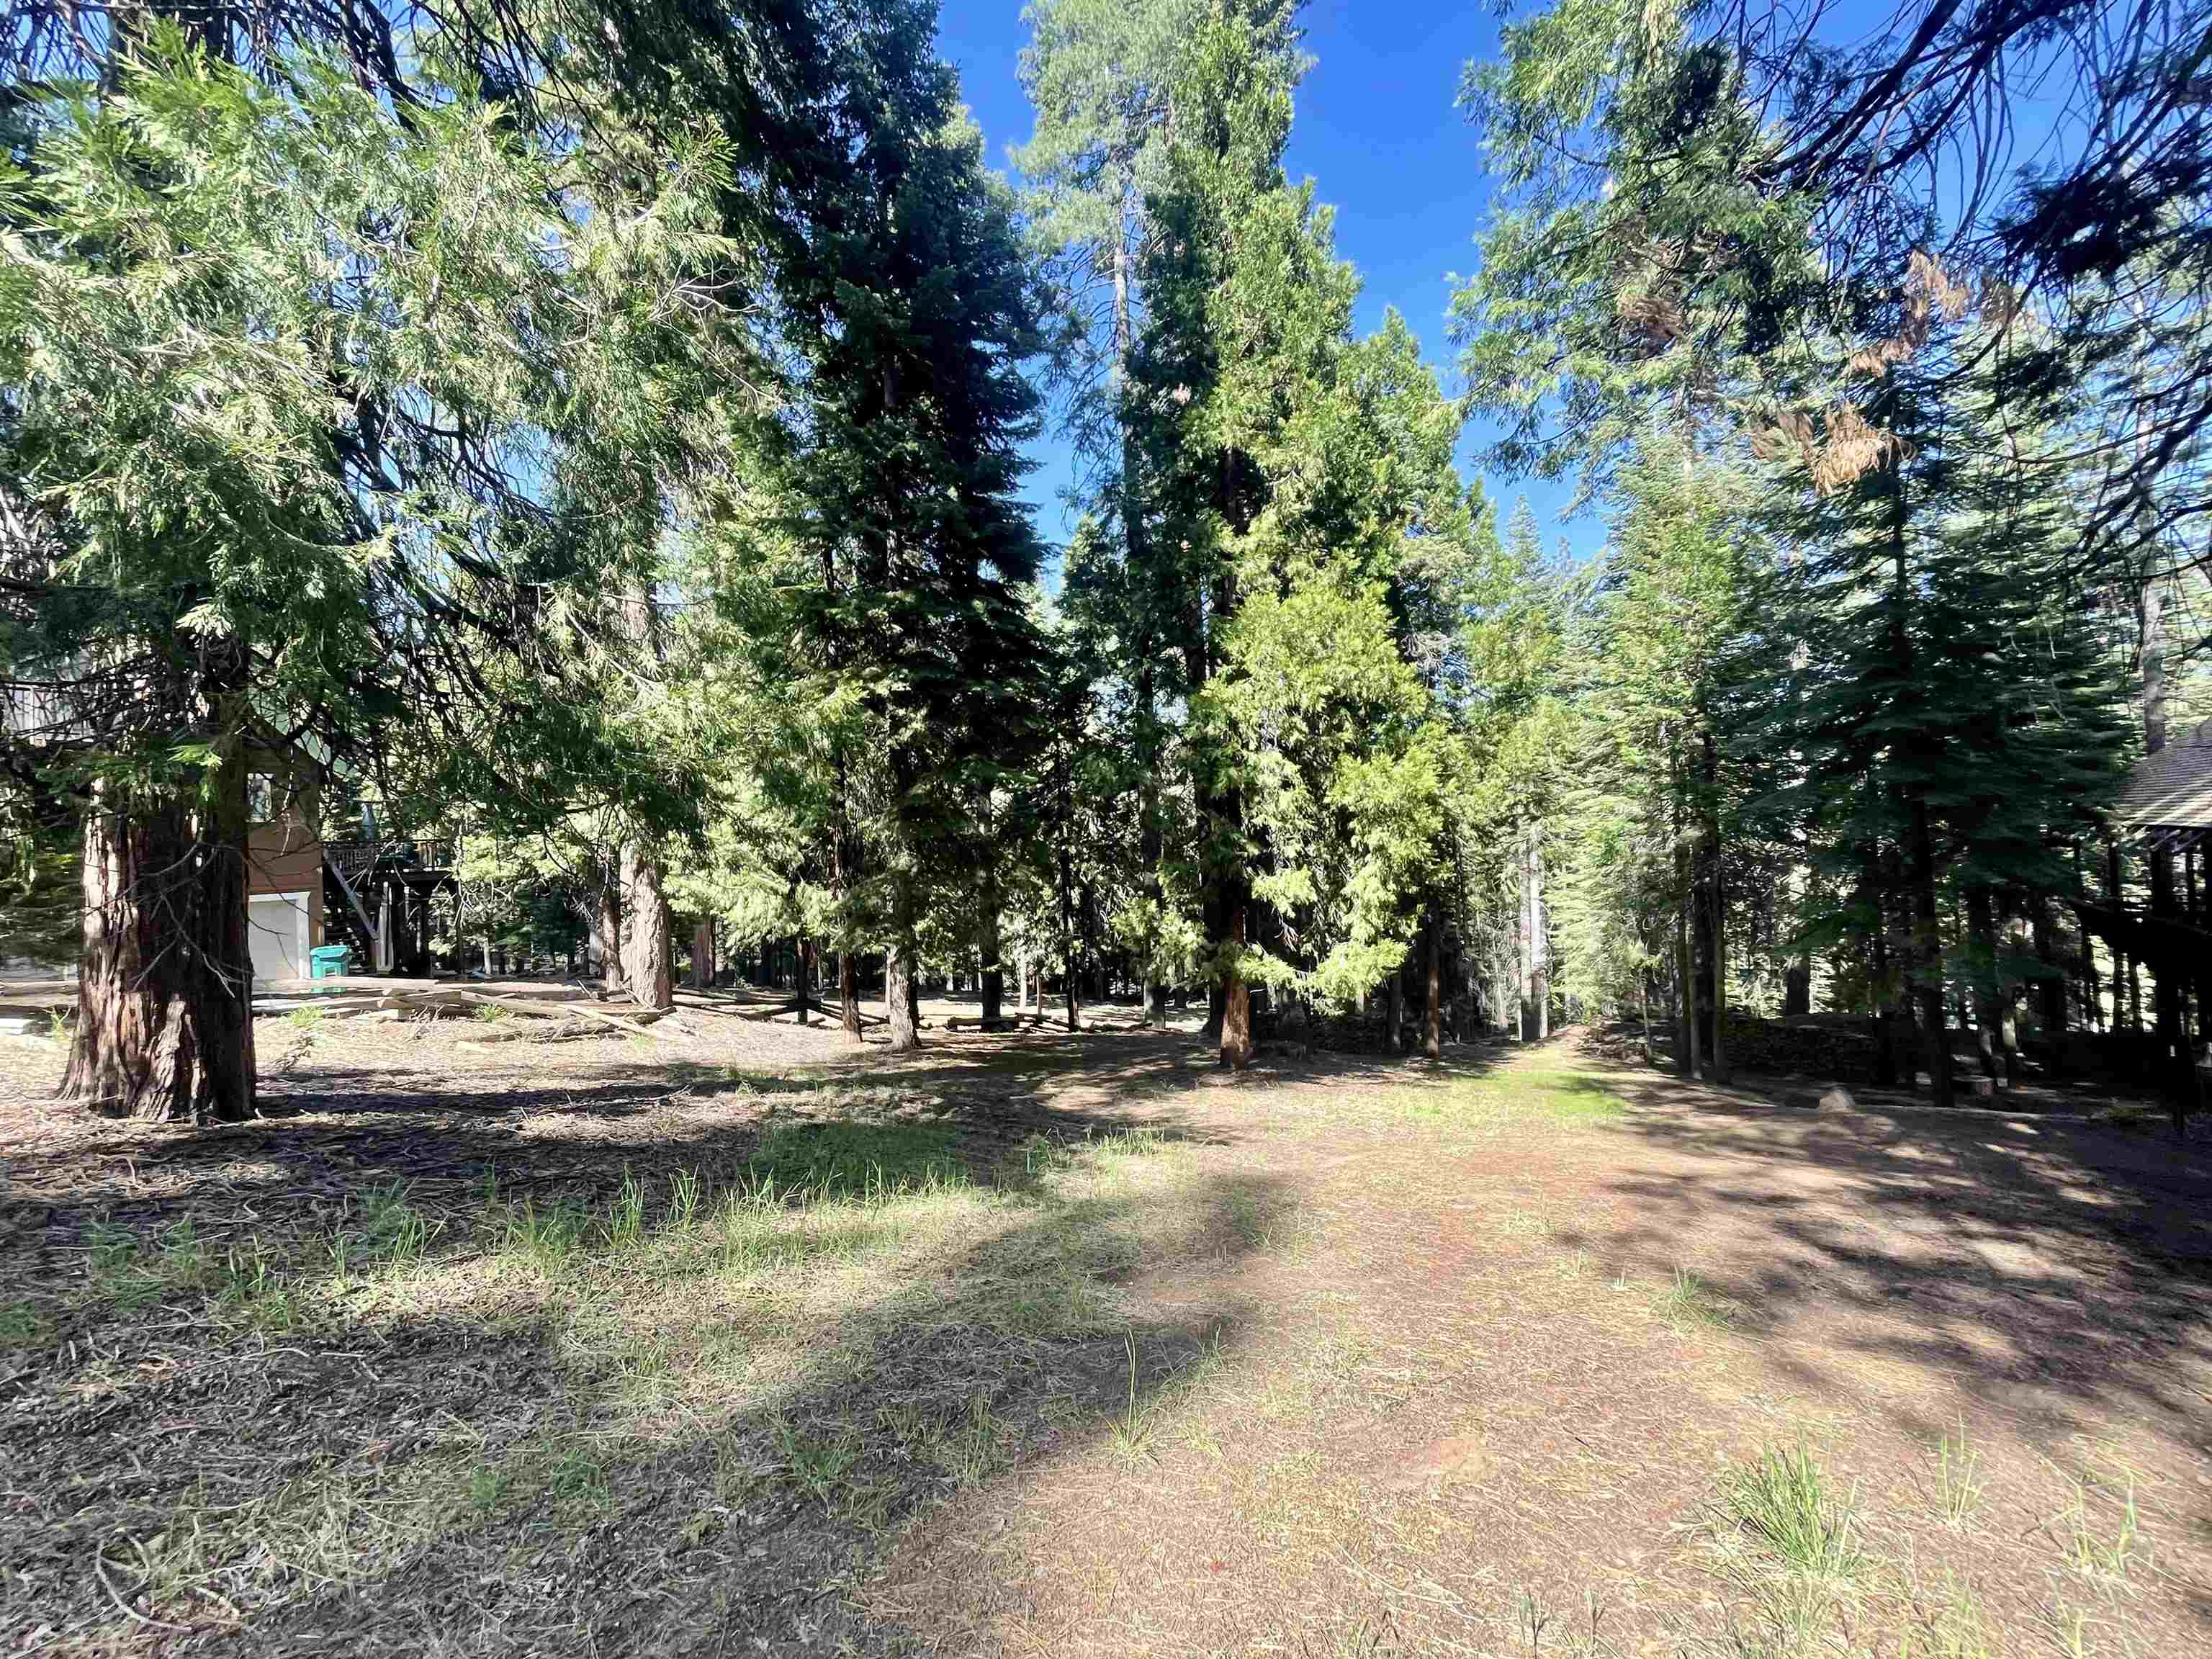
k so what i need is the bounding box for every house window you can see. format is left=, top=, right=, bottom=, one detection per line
left=248, top=773, right=276, bottom=824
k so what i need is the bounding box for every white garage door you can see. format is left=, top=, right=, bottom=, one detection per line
left=248, top=893, right=310, bottom=986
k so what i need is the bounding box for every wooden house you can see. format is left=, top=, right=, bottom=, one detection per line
left=244, top=755, right=326, bottom=985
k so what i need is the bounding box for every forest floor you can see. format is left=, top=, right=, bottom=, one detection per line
left=4, top=992, right=2211, bottom=1658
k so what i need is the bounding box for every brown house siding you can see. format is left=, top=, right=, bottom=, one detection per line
left=246, top=762, right=323, bottom=952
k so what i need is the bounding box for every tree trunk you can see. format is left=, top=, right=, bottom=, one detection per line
left=1387, top=966, right=1405, bottom=1051
left=1882, top=871, right=1920, bottom=1090
left=1083, top=884, right=1105, bottom=1004
left=1676, top=830, right=1699, bottom=1077
left=1529, top=822, right=1550, bottom=1041
left=691, top=919, right=716, bottom=993
left=886, top=874, right=920, bottom=1051
left=2029, top=899, right=2067, bottom=1038
left=63, top=776, right=256, bottom=1123
left=1907, top=799, right=1953, bottom=1105
left=1870, top=883, right=1904, bottom=1089
left=1058, top=825, right=1082, bottom=1033
left=1879, top=450, right=1953, bottom=1108
left=619, top=845, right=673, bottom=1011
left=1421, top=910, right=1444, bottom=1060
left=1111, top=161, right=1172, bottom=1030
left=979, top=896, right=1004, bottom=1025
left=597, top=874, right=624, bottom=997
left=1218, top=902, right=1251, bottom=1071
left=2082, top=910, right=2104, bottom=1034
left=886, top=946, right=917, bottom=1051
left=1966, top=886, right=2006, bottom=1089
left=2190, top=848, right=2208, bottom=1046
left=2143, top=595, right=2186, bottom=1098
left=2149, top=846, right=2188, bottom=1101
left=840, top=949, right=861, bottom=1042
left=1518, top=820, right=1534, bottom=1041
left=2141, top=561, right=2169, bottom=755
left=1783, top=958, right=1812, bottom=1017
left=2106, top=840, right=2134, bottom=1032
left=1699, top=726, right=1726, bottom=1079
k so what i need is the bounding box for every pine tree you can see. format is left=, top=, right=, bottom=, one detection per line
left=1753, top=321, right=2130, bottom=1103
left=1017, top=0, right=1300, bottom=1023
left=757, top=17, right=1055, bottom=1051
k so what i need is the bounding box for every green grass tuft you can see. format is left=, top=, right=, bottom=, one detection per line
left=1719, top=1441, right=1863, bottom=1583
left=495, top=1192, right=587, bottom=1267
left=1935, top=1421, right=1983, bottom=1529
left=601, top=1166, right=648, bottom=1249
left=1107, top=1330, right=1160, bottom=1468
left=1658, top=1266, right=1735, bottom=1331
left=215, top=1238, right=301, bottom=1329
left=742, top=1119, right=966, bottom=1204
left=666, top=1167, right=703, bottom=1231
left=2053, top=1469, right=2141, bottom=1581
left=1393, top=1069, right=1629, bottom=1127
left=0, top=1299, right=54, bottom=1348
left=88, top=1217, right=215, bottom=1308
left=771, top=1416, right=866, bottom=1515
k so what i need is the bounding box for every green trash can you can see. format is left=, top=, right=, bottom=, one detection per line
left=308, top=945, right=351, bottom=980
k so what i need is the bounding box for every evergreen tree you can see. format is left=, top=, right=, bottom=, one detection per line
left=0, top=35, right=744, bottom=1117
left=1753, top=324, right=2130, bottom=1102
left=713, top=11, right=1054, bottom=1051
left=1017, top=0, right=1301, bottom=1023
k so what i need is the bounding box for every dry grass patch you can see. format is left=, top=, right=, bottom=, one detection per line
left=6, top=1094, right=1264, bottom=1649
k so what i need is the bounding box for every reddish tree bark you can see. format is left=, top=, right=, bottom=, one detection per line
left=839, top=949, right=861, bottom=1042
left=1218, top=902, right=1251, bottom=1071
left=1422, top=911, right=1444, bottom=1060
left=691, top=919, right=716, bottom=992
left=62, top=779, right=255, bottom=1123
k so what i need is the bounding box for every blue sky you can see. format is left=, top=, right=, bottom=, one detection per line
left=931, top=1, right=1589, bottom=567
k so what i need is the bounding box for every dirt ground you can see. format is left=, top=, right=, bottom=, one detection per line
left=4, top=992, right=2209, bottom=1656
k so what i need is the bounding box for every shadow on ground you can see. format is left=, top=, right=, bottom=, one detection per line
left=0, top=1020, right=1441, bottom=1654
left=1560, top=1057, right=2212, bottom=1455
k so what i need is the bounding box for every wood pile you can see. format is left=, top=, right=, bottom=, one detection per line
left=261, top=985, right=672, bottom=1043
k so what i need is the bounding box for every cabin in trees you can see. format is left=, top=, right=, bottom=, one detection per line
left=2090, top=717, right=2212, bottom=1071
left=318, top=831, right=457, bottom=977
left=243, top=753, right=326, bottom=985
left=2119, top=717, right=2212, bottom=861
left=246, top=756, right=457, bottom=984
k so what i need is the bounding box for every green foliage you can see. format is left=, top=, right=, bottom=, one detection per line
left=1719, top=1441, right=1864, bottom=1584
left=0, top=29, right=748, bottom=968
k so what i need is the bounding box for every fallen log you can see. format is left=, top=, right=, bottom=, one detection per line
left=454, top=1021, right=601, bottom=1047
left=258, top=995, right=387, bottom=1018
left=541, top=997, right=675, bottom=1039
left=374, top=989, right=482, bottom=1015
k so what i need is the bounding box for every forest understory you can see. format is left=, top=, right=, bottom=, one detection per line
left=5, top=1001, right=2208, bottom=1657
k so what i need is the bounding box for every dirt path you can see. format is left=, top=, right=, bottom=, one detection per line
left=4, top=1015, right=2208, bottom=1656
left=870, top=1042, right=2212, bottom=1658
